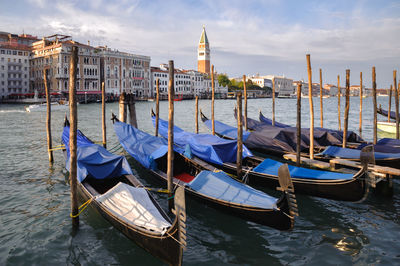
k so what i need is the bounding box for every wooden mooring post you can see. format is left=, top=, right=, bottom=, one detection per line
left=119, top=92, right=127, bottom=123
left=319, top=68, right=323, bottom=128
left=306, top=54, right=314, bottom=159
left=211, top=65, right=215, bottom=135
left=127, top=93, right=138, bottom=128
left=167, top=60, right=175, bottom=210
left=243, top=75, right=248, bottom=131
left=101, top=82, right=106, bottom=148
left=272, top=77, right=275, bottom=126
left=359, top=72, right=363, bottom=136
left=195, top=96, right=199, bottom=134
left=236, top=92, right=243, bottom=179
left=69, top=46, right=79, bottom=228
left=155, top=79, right=160, bottom=136
left=337, top=75, right=341, bottom=131
left=372, top=67, right=377, bottom=144
left=296, top=83, right=302, bottom=167
left=394, top=70, right=399, bottom=139
left=343, top=69, right=350, bottom=148
left=388, top=85, right=392, bottom=122
left=44, top=68, right=53, bottom=164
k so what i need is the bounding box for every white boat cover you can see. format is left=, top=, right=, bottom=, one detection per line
left=96, top=182, right=171, bottom=235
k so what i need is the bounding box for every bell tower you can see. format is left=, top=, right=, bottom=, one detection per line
left=197, top=25, right=210, bottom=74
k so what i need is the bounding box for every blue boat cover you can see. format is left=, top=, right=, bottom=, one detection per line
left=377, top=138, right=400, bottom=146
left=319, top=146, right=400, bottom=160
left=378, top=107, right=396, bottom=120
left=153, top=117, right=253, bottom=165
left=113, top=121, right=172, bottom=169
left=62, top=126, right=133, bottom=183
left=253, top=158, right=353, bottom=180
left=187, top=170, right=277, bottom=209
left=203, top=118, right=251, bottom=141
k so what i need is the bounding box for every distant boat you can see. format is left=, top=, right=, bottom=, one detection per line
left=25, top=102, right=68, bottom=112
left=174, top=94, right=183, bottom=101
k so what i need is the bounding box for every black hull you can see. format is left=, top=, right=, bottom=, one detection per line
left=131, top=153, right=294, bottom=231
left=220, top=162, right=368, bottom=202
left=77, top=178, right=183, bottom=266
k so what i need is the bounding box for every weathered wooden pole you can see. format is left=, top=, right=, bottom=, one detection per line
left=236, top=92, right=243, bottom=179
left=69, top=46, right=79, bottom=228
left=119, top=92, right=127, bottom=123
left=243, top=75, right=248, bottom=131
left=394, top=70, right=399, bottom=139
left=359, top=72, right=363, bottom=136
left=211, top=65, right=215, bottom=135
left=388, top=85, right=392, bottom=122
left=337, top=75, right=341, bottom=131
left=127, top=93, right=138, bottom=128
left=195, top=96, right=199, bottom=134
left=101, top=81, right=106, bottom=148
left=343, top=69, right=350, bottom=148
left=167, top=60, right=175, bottom=210
left=372, top=67, right=377, bottom=144
left=272, top=78, right=275, bottom=126
left=306, top=54, right=314, bottom=159
left=44, top=68, right=53, bottom=164
left=296, top=83, right=302, bottom=167
left=319, top=68, right=323, bottom=128
left=155, top=79, right=160, bottom=136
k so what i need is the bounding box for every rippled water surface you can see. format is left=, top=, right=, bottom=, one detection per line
left=1, top=96, right=399, bottom=265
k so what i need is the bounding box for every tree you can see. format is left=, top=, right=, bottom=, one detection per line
left=218, top=74, right=231, bottom=87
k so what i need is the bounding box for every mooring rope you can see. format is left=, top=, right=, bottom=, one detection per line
left=70, top=198, right=93, bottom=218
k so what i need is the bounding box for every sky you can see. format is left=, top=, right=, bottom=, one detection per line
left=1, top=0, right=399, bottom=88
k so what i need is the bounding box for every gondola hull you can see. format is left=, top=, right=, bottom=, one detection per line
left=131, top=153, right=294, bottom=231
left=76, top=178, right=183, bottom=266
left=219, top=162, right=368, bottom=202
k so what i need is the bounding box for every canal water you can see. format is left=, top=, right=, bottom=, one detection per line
left=0, top=97, right=399, bottom=265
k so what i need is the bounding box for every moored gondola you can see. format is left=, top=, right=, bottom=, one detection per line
left=62, top=119, right=186, bottom=266
left=112, top=115, right=298, bottom=231
left=153, top=113, right=371, bottom=202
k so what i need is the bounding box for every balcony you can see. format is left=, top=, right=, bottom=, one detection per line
left=8, top=61, right=23, bottom=66
left=8, top=77, right=23, bottom=81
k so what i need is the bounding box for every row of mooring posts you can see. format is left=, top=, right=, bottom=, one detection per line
left=46, top=47, right=400, bottom=228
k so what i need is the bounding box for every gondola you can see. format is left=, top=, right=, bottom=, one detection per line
left=378, top=105, right=396, bottom=120
left=112, top=115, right=298, bottom=231
left=201, top=111, right=400, bottom=169
left=152, top=113, right=371, bottom=202
left=62, top=119, right=186, bottom=266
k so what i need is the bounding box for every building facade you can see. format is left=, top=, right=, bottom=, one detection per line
left=0, top=43, right=31, bottom=99
left=97, top=46, right=151, bottom=97
left=30, top=35, right=101, bottom=97
left=197, top=26, right=210, bottom=74
left=263, top=75, right=294, bottom=97
left=151, top=65, right=228, bottom=99
left=248, top=76, right=273, bottom=89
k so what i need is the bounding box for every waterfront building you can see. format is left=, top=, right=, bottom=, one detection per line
left=262, top=75, right=294, bottom=97
left=203, top=75, right=228, bottom=98
left=96, top=46, right=151, bottom=97
left=151, top=64, right=192, bottom=99
left=151, top=65, right=228, bottom=99
left=30, top=35, right=100, bottom=98
left=0, top=42, right=31, bottom=100
left=0, top=31, right=39, bottom=46
left=185, top=70, right=205, bottom=96
left=248, top=76, right=273, bottom=89
left=197, top=26, right=210, bottom=74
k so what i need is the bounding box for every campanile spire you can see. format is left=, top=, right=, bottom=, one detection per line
left=197, top=26, right=210, bottom=74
